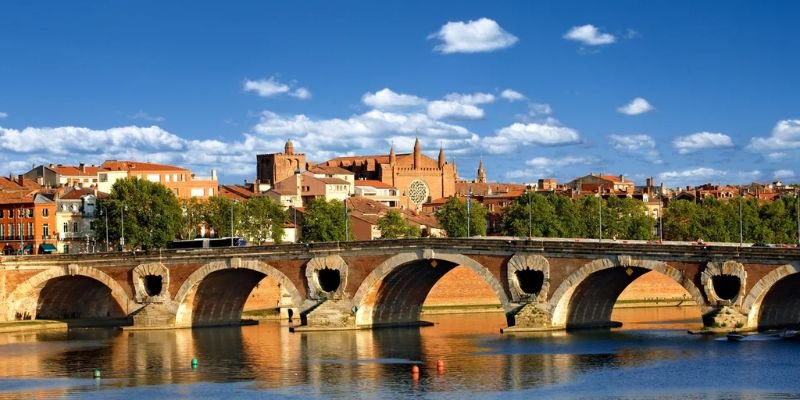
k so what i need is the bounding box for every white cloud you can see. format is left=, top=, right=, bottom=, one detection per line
left=609, top=134, right=662, bottom=163
left=774, top=169, right=795, bottom=179
left=658, top=167, right=727, bottom=185
left=129, top=111, right=165, bottom=122
left=253, top=109, right=480, bottom=160
left=0, top=112, right=7, bottom=119
left=483, top=122, right=581, bottom=154
left=564, top=24, right=616, bottom=46
left=673, top=132, right=734, bottom=154
left=430, top=18, right=518, bottom=54
left=737, top=170, right=762, bottom=181
left=290, top=87, right=312, bottom=100
left=500, top=89, right=525, bottom=102
left=243, top=76, right=311, bottom=100
left=362, top=88, right=427, bottom=109
left=527, top=102, right=553, bottom=117
left=427, top=100, right=484, bottom=120
left=443, top=92, right=495, bottom=105
left=748, top=119, right=800, bottom=151
left=617, top=97, right=654, bottom=115
left=506, top=156, right=596, bottom=179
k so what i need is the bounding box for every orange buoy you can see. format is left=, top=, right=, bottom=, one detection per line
left=437, top=359, right=445, bottom=373
left=411, top=365, right=420, bottom=374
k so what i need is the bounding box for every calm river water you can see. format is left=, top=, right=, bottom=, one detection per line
left=1, top=307, right=799, bottom=399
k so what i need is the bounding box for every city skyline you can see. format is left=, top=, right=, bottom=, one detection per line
left=1, top=1, right=798, bottom=187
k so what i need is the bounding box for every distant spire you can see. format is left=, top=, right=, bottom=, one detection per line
left=438, top=143, right=445, bottom=169
left=284, top=139, right=294, bottom=155
left=389, top=143, right=396, bottom=165
left=477, top=157, right=487, bottom=183
left=413, top=137, right=422, bottom=170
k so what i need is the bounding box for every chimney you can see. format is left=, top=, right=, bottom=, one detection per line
left=211, top=168, right=218, bottom=181
left=17, top=174, right=24, bottom=186
left=79, top=163, right=86, bottom=173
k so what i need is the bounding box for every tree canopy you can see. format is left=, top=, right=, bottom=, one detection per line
left=302, top=198, right=352, bottom=242
left=93, top=178, right=182, bottom=250
left=377, top=209, right=421, bottom=239
left=435, top=197, right=487, bottom=237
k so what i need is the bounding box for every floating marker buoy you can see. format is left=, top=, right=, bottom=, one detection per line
left=93, top=369, right=101, bottom=379
left=411, top=365, right=420, bottom=374
left=191, top=358, right=198, bottom=369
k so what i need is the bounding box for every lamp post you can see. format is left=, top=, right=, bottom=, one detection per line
left=466, top=190, right=472, bottom=238
left=230, top=201, right=235, bottom=247
left=344, top=197, right=349, bottom=241
left=739, top=191, right=744, bottom=246
left=598, top=194, right=603, bottom=242
left=528, top=195, right=532, bottom=239
left=100, top=207, right=109, bottom=252
left=120, top=203, right=127, bottom=251
left=289, top=198, right=298, bottom=243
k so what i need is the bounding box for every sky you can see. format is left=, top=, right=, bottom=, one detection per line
left=1, top=1, right=798, bottom=188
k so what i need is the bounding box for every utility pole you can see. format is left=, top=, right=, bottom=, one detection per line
left=120, top=203, right=126, bottom=251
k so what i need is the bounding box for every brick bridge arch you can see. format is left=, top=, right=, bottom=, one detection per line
left=5, top=264, right=137, bottom=321
left=173, top=258, right=303, bottom=327
left=741, top=262, right=800, bottom=329
left=548, top=256, right=707, bottom=329
left=352, top=250, right=512, bottom=327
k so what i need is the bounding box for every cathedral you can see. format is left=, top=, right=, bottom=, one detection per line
left=318, top=138, right=458, bottom=210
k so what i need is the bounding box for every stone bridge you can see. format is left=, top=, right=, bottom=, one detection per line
left=1, top=238, right=798, bottom=332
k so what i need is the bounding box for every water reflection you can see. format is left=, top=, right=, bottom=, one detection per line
left=0, top=308, right=798, bottom=399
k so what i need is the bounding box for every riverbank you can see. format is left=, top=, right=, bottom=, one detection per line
left=0, top=320, right=68, bottom=334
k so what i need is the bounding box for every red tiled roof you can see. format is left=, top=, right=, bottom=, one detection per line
left=308, top=165, right=354, bottom=175
left=100, top=160, right=187, bottom=172
left=49, top=165, right=104, bottom=177
left=59, top=188, right=108, bottom=200
left=318, top=177, right=350, bottom=185
left=354, top=180, right=395, bottom=189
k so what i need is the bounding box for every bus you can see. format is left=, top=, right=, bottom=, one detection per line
left=167, top=237, right=244, bottom=249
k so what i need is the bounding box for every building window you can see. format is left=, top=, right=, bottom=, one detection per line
left=208, top=187, right=214, bottom=196
left=190, top=188, right=204, bottom=197
left=27, top=209, right=33, bottom=218
left=63, top=222, right=69, bottom=233
left=42, top=208, right=49, bottom=217
left=0, top=225, right=4, bottom=238
left=18, top=209, right=24, bottom=218
left=42, top=223, right=49, bottom=238
left=147, top=174, right=161, bottom=182
left=99, top=173, right=108, bottom=183
left=27, top=223, right=33, bottom=237
left=73, top=222, right=79, bottom=233
left=0, top=210, right=3, bottom=219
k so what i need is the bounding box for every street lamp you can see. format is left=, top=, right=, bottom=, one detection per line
left=120, top=203, right=127, bottom=251
left=598, top=194, right=603, bottom=242
left=100, top=207, right=109, bottom=252
left=466, top=189, right=472, bottom=238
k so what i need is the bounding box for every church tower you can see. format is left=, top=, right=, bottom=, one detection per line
left=476, top=158, right=487, bottom=183
left=284, top=138, right=294, bottom=155
left=438, top=144, right=445, bottom=169
left=389, top=144, right=396, bottom=166
left=413, top=137, right=421, bottom=170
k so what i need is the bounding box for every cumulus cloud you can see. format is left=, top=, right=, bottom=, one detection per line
left=774, top=169, right=795, bottom=179
left=658, top=167, right=727, bottom=185
left=362, top=88, right=427, bottom=109
left=500, top=89, right=525, bottom=102
left=609, top=134, right=662, bottom=163
left=443, top=92, right=495, bottom=105
left=252, top=109, right=480, bottom=159
left=564, top=24, right=616, bottom=46
left=506, top=156, right=596, bottom=180
left=527, top=102, right=553, bottom=117
left=430, top=18, right=518, bottom=54
left=673, top=132, right=734, bottom=154
left=427, top=101, right=484, bottom=120
left=617, top=97, right=654, bottom=115
left=243, top=76, right=311, bottom=100
left=748, top=119, right=800, bottom=151
left=482, top=122, right=581, bottom=154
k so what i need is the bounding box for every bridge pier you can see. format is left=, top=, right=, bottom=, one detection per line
left=502, top=302, right=562, bottom=333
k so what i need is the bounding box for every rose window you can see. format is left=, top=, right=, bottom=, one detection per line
left=408, top=180, right=429, bottom=205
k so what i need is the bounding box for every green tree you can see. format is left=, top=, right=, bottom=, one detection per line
left=93, top=178, right=182, bottom=250
left=302, top=198, right=351, bottom=242
left=202, top=196, right=244, bottom=238
left=377, top=209, right=420, bottom=239
left=178, top=197, right=207, bottom=240
left=499, top=192, right=558, bottom=237
left=241, top=196, right=287, bottom=244
left=435, top=197, right=487, bottom=237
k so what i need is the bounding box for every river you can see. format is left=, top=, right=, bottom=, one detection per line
left=1, top=307, right=799, bottom=399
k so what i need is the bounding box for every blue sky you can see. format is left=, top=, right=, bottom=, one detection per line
left=1, top=1, right=798, bottom=187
